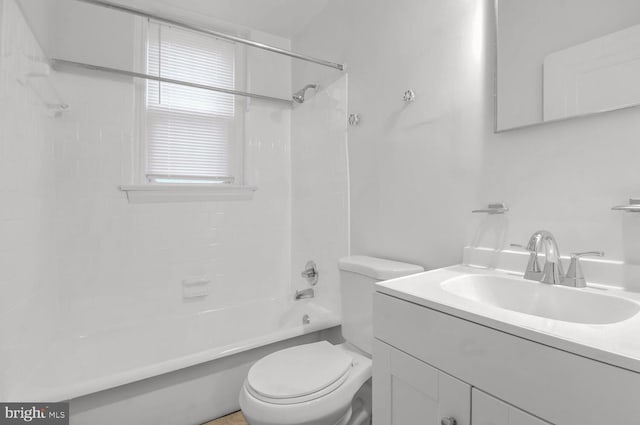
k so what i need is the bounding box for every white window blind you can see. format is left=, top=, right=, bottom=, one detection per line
left=145, top=21, right=239, bottom=184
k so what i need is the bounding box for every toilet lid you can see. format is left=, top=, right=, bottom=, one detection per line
left=247, top=341, right=353, bottom=400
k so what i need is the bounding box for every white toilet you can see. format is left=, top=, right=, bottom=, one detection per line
left=239, top=256, right=424, bottom=425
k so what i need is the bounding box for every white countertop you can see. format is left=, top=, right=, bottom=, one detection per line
left=376, top=264, right=640, bottom=374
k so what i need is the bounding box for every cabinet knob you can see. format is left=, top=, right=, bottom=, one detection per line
left=441, top=417, right=457, bottom=425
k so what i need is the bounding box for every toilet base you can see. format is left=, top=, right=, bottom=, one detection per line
left=241, top=382, right=372, bottom=425
left=334, top=407, right=352, bottom=425
left=347, top=380, right=372, bottom=425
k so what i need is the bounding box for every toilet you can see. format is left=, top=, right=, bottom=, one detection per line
left=239, top=256, right=424, bottom=425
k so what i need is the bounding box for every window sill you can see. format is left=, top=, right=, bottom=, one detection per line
left=119, top=184, right=257, bottom=203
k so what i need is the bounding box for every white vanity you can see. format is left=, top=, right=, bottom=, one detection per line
left=372, top=264, right=640, bottom=425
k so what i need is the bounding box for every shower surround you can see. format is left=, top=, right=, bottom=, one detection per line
left=0, top=0, right=349, bottom=422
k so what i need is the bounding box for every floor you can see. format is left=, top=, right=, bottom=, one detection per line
left=203, top=411, right=248, bottom=425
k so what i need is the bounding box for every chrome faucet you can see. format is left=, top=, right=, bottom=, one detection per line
left=514, top=231, right=603, bottom=287
left=522, top=230, right=564, bottom=285
left=294, top=288, right=315, bottom=300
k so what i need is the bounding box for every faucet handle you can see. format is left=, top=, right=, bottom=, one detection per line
left=510, top=243, right=542, bottom=280
left=564, top=251, right=604, bottom=288
left=510, top=243, right=532, bottom=252
left=300, top=261, right=319, bottom=286
left=571, top=251, right=604, bottom=259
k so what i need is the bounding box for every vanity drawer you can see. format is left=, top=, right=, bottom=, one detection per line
left=373, top=292, right=640, bottom=425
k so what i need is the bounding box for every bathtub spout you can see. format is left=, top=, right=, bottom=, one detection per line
left=294, top=288, right=315, bottom=300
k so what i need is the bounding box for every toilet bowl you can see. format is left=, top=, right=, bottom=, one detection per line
left=239, top=342, right=371, bottom=425
left=239, top=256, right=424, bottom=425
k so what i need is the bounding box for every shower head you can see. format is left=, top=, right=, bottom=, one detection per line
left=292, top=84, right=318, bottom=103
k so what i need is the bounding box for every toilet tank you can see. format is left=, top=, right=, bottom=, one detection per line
left=338, top=256, right=424, bottom=355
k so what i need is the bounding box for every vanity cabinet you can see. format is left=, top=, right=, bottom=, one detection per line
left=373, top=292, right=640, bottom=425
left=372, top=340, right=470, bottom=425
left=373, top=340, right=550, bottom=425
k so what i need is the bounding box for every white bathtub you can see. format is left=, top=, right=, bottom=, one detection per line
left=5, top=297, right=340, bottom=423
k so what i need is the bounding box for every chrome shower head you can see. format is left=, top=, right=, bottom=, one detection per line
left=292, top=84, right=318, bottom=103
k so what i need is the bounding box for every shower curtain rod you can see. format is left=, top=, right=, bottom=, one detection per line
left=73, top=0, right=345, bottom=71
left=50, top=59, right=294, bottom=105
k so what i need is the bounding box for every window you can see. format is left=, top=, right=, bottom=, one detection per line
left=142, top=21, right=242, bottom=185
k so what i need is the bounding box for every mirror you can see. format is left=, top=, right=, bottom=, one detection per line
left=496, top=0, right=640, bottom=131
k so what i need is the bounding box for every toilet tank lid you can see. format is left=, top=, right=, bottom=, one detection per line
left=338, top=256, right=424, bottom=280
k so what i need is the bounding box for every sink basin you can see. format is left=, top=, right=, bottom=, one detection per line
left=441, top=274, right=640, bottom=324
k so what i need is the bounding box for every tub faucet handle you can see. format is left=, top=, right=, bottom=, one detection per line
left=300, top=261, right=319, bottom=286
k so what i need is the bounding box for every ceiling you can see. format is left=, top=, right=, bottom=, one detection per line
left=114, top=0, right=330, bottom=38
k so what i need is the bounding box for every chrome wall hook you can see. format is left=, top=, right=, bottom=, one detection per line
left=348, top=113, right=360, bottom=126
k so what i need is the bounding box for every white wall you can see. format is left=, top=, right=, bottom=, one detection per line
left=19, top=0, right=138, bottom=70
left=294, top=0, right=640, bottom=282
left=0, top=0, right=59, bottom=397
left=293, top=0, right=486, bottom=270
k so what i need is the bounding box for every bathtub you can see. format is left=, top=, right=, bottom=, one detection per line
left=5, top=298, right=340, bottom=424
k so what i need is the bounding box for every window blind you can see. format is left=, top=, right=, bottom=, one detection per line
left=145, top=21, right=237, bottom=183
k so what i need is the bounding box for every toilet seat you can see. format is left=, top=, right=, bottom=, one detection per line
left=239, top=343, right=372, bottom=425
left=246, top=341, right=354, bottom=405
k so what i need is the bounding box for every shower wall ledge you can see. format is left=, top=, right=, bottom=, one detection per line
left=119, top=184, right=257, bottom=203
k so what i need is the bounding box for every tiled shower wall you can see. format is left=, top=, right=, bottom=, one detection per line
left=291, top=76, right=349, bottom=315
left=0, top=2, right=352, bottom=387
left=0, top=0, right=298, bottom=346
left=0, top=0, right=59, bottom=396
left=49, top=31, right=293, bottom=335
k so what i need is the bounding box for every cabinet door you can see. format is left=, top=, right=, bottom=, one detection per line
left=472, top=389, right=552, bottom=425
left=373, top=339, right=471, bottom=425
